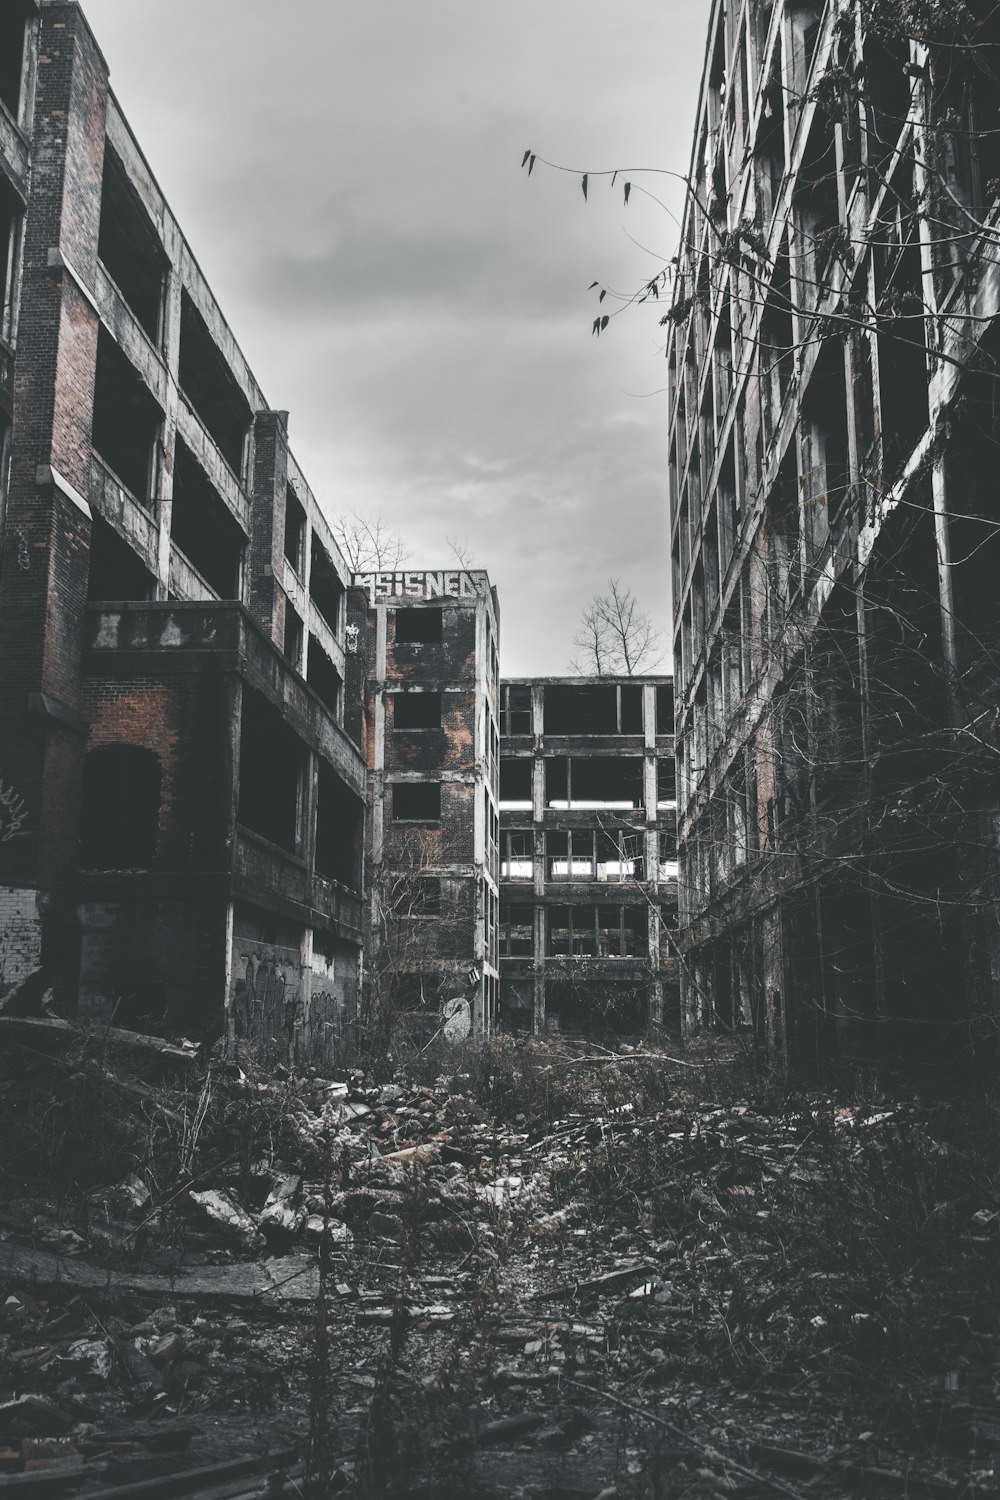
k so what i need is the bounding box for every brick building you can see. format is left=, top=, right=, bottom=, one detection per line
left=667, top=0, right=1000, bottom=1074
left=0, top=1, right=365, bottom=1059
left=498, top=677, right=678, bottom=1034
left=347, top=570, right=501, bottom=1037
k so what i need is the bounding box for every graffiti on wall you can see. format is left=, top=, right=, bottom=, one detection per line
left=0, top=779, right=28, bottom=844
left=353, top=570, right=489, bottom=604
left=231, top=948, right=303, bottom=1060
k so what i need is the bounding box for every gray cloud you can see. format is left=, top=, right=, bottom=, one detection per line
left=83, top=0, right=708, bottom=673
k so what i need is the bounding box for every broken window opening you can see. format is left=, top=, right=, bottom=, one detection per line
left=92, top=329, right=162, bottom=505
left=500, top=684, right=531, bottom=737
left=0, top=177, right=21, bottom=345
left=801, top=341, right=851, bottom=558
left=314, top=761, right=361, bottom=888
left=0, top=4, right=28, bottom=122
left=546, top=757, right=644, bottom=810
left=501, top=830, right=532, bottom=880
left=392, top=782, right=441, bottom=823
left=283, top=487, right=306, bottom=575
left=170, top=437, right=245, bottom=598
left=306, top=641, right=342, bottom=720
left=657, top=758, right=677, bottom=808
left=499, top=758, right=532, bottom=811
left=656, top=684, right=675, bottom=735
left=283, top=605, right=303, bottom=671
left=80, top=744, right=160, bottom=870
left=97, top=147, right=167, bottom=344
left=86, top=515, right=155, bottom=602
left=238, top=690, right=302, bottom=852
left=394, top=607, right=443, bottom=644
left=178, top=291, right=251, bottom=477
left=309, top=536, right=344, bottom=634
left=500, top=902, right=534, bottom=957
left=393, top=691, right=442, bottom=731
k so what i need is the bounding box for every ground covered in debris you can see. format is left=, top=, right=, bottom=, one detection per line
left=2, top=1017, right=1000, bottom=1498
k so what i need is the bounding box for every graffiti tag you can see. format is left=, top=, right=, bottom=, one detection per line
left=0, top=779, right=28, bottom=844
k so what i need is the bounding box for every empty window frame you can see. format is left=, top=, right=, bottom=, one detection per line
left=97, top=147, right=167, bottom=343
left=307, top=641, right=342, bottom=719
left=500, top=684, right=531, bottom=736
left=500, top=830, right=533, bottom=880
left=543, top=684, right=644, bottom=736
left=170, top=438, right=245, bottom=598
left=86, top=516, right=155, bottom=602
left=546, top=905, right=596, bottom=957
left=499, top=758, right=532, bottom=810
left=283, top=606, right=303, bottom=670
left=178, top=291, right=251, bottom=476
left=392, top=781, right=441, bottom=822
left=545, top=757, right=643, bottom=810
left=657, top=758, right=677, bottom=807
left=0, top=4, right=28, bottom=122
left=0, top=176, right=21, bottom=344
left=238, top=690, right=302, bottom=852
left=283, top=488, right=306, bottom=574
left=598, top=906, right=648, bottom=958
left=656, top=684, right=675, bottom=734
left=309, top=536, right=344, bottom=633
left=394, top=607, right=443, bottom=644
left=393, top=691, right=442, bottom=730
left=500, top=902, right=534, bottom=957
left=79, top=745, right=161, bottom=870
left=314, top=762, right=361, bottom=888
left=547, top=828, right=643, bottom=882
left=91, top=329, right=162, bottom=504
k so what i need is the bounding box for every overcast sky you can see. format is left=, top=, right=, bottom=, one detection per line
left=83, top=0, right=709, bottom=675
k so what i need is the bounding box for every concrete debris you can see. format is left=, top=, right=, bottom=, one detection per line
left=187, top=1190, right=262, bottom=1252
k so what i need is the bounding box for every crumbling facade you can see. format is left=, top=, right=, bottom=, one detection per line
left=348, top=571, right=501, bottom=1036
left=668, top=0, right=1000, bottom=1073
left=0, top=2, right=365, bottom=1059
left=498, top=677, right=678, bottom=1034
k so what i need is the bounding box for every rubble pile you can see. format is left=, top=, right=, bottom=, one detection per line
left=1, top=1024, right=999, bottom=1497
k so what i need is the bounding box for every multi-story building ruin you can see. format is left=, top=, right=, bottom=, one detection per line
left=347, top=570, right=501, bottom=1037
left=498, top=677, right=678, bottom=1034
left=668, top=0, right=1000, bottom=1073
left=0, top=2, right=366, bottom=1058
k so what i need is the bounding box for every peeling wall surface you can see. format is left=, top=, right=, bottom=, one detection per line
left=668, top=0, right=1000, bottom=1076
left=0, top=4, right=365, bottom=1067
left=499, top=677, right=678, bottom=1036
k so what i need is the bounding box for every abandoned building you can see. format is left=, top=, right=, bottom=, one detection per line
left=0, top=1, right=366, bottom=1058
left=498, top=677, right=678, bottom=1034
left=346, top=570, right=501, bottom=1037
left=668, top=0, right=1000, bottom=1072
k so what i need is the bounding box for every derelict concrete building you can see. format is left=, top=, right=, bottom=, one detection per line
left=667, top=0, right=1000, bottom=1074
left=498, top=677, right=678, bottom=1035
left=0, top=1, right=365, bottom=1059
left=347, top=570, right=501, bottom=1037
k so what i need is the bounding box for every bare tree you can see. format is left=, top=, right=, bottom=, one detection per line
left=571, top=579, right=665, bottom=676
left=445, top=534, right=478, bottom=569
left=332, top=512, right=409, bottom=574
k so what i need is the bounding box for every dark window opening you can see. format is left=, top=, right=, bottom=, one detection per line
left=500, top=902, right=534, bottom=957
left=802, top=341, right=852, bottom=556
left=80, top=745, right=160, bottom=870
left=501, top=685, right=531, bottom=736
left=0, top=4, right=28, bottom=121
left=659, top=828, right=678, bottom=863
left=0, top=177, right=20, bottom=343
left=86, top=515, right=154, bottom=602
left=314, top=762, right=361, bottom=888
left=392, top=782, right=441, bottom=822
left=501, top=830, right=532, bottom=879
left=499, top=758, right=532, bottom=809
left=307, top=641, right=342, bottom=719
left=92, top=329, right=161, bottom=504
left=283, top=605, right=303, bottom=669
left=178, top=291, right=251, bottom=476
left=657, top=758, right=677, bottom=807
left=97, top=147, right=167, bottom=343
left=795, top=121, right=841, bottom=297
left=309, top=536, right=344, bottom=633
left=545, top=685, right=617, bottom=734
left=395, top=607, right=442, bottom=644
left=393, top=691, right=442, bottom=730
left=656, top=684, right=674, bottom=734
left=620, top=686, right=643, bottom=734
left=862, top=29, right=910, bottom=176
left=546, top=757, right=644, bottom=809
left=284, top=488, right=306, bottom=574
left=170, top=438, right=244, bottom=598
left=238, top=690, right=302, bottom=851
